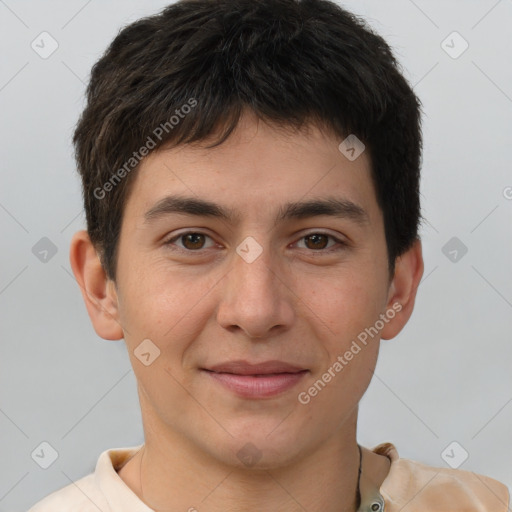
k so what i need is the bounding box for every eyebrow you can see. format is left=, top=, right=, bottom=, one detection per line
left=143, top=195, right=369, bottom=226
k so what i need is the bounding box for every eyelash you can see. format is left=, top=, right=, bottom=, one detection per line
left=163, top=230, right=347, bottom=254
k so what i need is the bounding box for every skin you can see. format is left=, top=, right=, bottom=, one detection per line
left=70, top=110, right=423, bottom=512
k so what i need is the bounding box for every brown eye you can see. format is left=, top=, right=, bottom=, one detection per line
left=303, top=234, right=330, bottom=250
left=181, top=233, right=206, bottom=250
left=295, top=232, right=346, bottom=253
left=164, top=231, right=215, bottom=251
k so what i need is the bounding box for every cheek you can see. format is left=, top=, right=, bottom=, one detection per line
left=299, top=266, right=386, bottom=343
left=297, top=276, right=383, bottom=411
left=117, top=259, right=218, bottom=350
left=117, top=266, right=215, bottom=408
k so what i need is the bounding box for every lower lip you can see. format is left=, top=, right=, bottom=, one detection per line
left=203, top=370, right=308, bottom=398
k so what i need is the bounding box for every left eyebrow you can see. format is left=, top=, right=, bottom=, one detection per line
left=276, top=197, right=369, bottom=226
left=143, top=195, right=370, bottom=226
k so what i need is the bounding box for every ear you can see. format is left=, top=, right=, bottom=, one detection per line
left=380, top=238, right=424, bottom=340
left=69, top=230, right=124, bottom=340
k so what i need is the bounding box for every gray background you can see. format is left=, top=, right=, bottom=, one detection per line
left=1, top=0, right=511, bottom=510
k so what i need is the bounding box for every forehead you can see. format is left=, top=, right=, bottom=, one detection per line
left=123, top=114, right=382, bottom=229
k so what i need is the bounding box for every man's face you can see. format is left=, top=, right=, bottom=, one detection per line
left=113, top=111, right=394, bottom=467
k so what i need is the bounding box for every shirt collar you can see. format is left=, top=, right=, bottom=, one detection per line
left=358, top=442, right=398, bottom=511
left=95, top=444, right=152, bottom=511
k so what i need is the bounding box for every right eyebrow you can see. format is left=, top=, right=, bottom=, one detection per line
left=144, top=195, right=240, bottom=224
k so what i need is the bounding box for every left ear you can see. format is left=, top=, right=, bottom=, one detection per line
left=380, top=238, right=424, bottom=340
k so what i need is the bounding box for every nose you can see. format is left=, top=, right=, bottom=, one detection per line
left=216, top=239, right=295, bottom=339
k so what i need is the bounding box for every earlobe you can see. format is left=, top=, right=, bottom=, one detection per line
left=380, top=238, right=424, bottom=340
left=69, top=230, right=124, bottom=341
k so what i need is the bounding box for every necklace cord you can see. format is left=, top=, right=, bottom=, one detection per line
left=356, top=443, right=362, bottom=509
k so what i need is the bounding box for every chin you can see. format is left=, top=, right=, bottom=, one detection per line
left=215, top=426, right=308, bottom=470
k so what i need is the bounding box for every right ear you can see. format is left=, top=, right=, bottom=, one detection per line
left=69, top=230, right=124, bottom=340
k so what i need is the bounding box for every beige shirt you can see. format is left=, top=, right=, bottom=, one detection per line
left=28, top=442, right=510, bottom=511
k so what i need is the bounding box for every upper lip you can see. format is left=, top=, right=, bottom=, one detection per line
left=204, top=360, right=307, bottom=375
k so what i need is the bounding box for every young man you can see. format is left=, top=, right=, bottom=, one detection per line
left=29, top=0, right=509, bottom=510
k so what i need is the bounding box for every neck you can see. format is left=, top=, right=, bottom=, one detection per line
left=119, top=411, right=362, bottom=512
